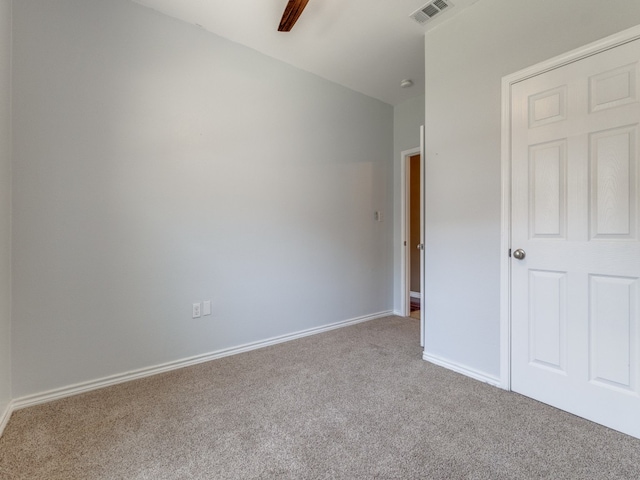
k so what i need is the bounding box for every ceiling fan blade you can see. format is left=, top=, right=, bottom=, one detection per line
left=278, top=0, right=310, bottom=32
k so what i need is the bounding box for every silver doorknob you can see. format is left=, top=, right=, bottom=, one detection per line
left=513, top=249, right=526, bottom=260
left=417, top=244, right=424, bottom=250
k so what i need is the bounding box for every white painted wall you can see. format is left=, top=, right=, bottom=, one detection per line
left=423, top=0, right=640, bottom=379
left=0, top=0, right=12, bottom=423
left=393, top=95, right=424, bottom=313
left=11, top=0, right=393, bottom=398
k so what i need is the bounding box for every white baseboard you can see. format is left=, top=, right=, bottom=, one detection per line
left=422, top=352, right=502, bottom=388
left=12, top=310, right=393, bottom=412
left=0, top=401, right=13, bottom=438
left=409, top=291, right=421, bottom=299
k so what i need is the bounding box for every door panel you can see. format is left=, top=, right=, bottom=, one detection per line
left=528, top=269, right=567, bottom=371
left=590, top=126, right=637, bottom=238
left=511, top=39, right=640, bottom=438
left=589, top=274, right=637, bottom=391
left=529, top=141, right=567, bottom=238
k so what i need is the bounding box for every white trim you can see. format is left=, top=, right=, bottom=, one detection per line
left=399, top=146, right=421, bottom=318
left=0, top=401, right=13, bottom=437
left=500, top=24, right=640, bottom=392
left=423, top=352, right=501, bottom=387
left=11, top=311, right=393, bottom=411
left=409, top=291, right=421, bottom=299
left=504, top=26, right=640, bottom=88
left=0, top=0, right=14, bottom=443
left=499, top=67, right=513, bottom=391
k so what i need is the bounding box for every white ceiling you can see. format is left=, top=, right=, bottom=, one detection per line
left=131, top=0, right=481, bottom=106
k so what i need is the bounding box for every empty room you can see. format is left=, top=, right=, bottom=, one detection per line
left=1, top=0, right=640, bottom=478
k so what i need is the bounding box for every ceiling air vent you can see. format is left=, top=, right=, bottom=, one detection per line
left=410, top=0, right=452, bottom=25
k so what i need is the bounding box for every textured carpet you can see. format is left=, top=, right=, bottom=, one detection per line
left=1, top=316, right=639, bottom=479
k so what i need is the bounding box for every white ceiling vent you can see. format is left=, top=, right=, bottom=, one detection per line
left=410, top=0, right=452, bottom=25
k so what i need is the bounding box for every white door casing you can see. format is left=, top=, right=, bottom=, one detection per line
left=503, top=27, right=640, bottom=439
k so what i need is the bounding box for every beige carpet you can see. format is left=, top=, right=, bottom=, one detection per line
left=1, top=316, right=639, bottom=479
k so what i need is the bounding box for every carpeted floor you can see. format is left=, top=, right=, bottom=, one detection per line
left=1, top=316, right=639, bottom=479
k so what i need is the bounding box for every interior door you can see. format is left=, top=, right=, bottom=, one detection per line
left=420, top=125, right=426, bottom=348
left=511, top=39, right=640, bottom=438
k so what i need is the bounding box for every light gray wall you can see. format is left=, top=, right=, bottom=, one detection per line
left=0, top=0, right=11, bottom=417
left=392, top=95, right=424, bottom=312
left=12, top=0, right=393, bottom=398
left=423, top=0, right=640, bottom=379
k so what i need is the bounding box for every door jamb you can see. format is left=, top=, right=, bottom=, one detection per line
left=499, top=24, right=640, bottom=391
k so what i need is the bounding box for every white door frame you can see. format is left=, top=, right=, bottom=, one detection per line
left=400, top=142, right=426, bottom=347
left=499, top=24, right=640, bottom=391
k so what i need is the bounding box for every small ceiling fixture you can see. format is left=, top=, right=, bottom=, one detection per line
left=400, top=79, right=414, bottom=88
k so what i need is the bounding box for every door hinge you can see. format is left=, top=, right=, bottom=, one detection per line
left=404, top=241, right=407, bottom=246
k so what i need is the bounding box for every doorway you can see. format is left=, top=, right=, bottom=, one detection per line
left=400, top=139, right=425, bottom=347
left=408, top=154, right=422, bottom=320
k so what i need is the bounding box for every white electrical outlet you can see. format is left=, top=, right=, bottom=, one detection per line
left=192, top=303, right=201, bottom=318
left=203, top=300, right=211, bottom=316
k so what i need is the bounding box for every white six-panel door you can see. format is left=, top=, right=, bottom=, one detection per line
left=511, top=38, right=640, bottom=438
